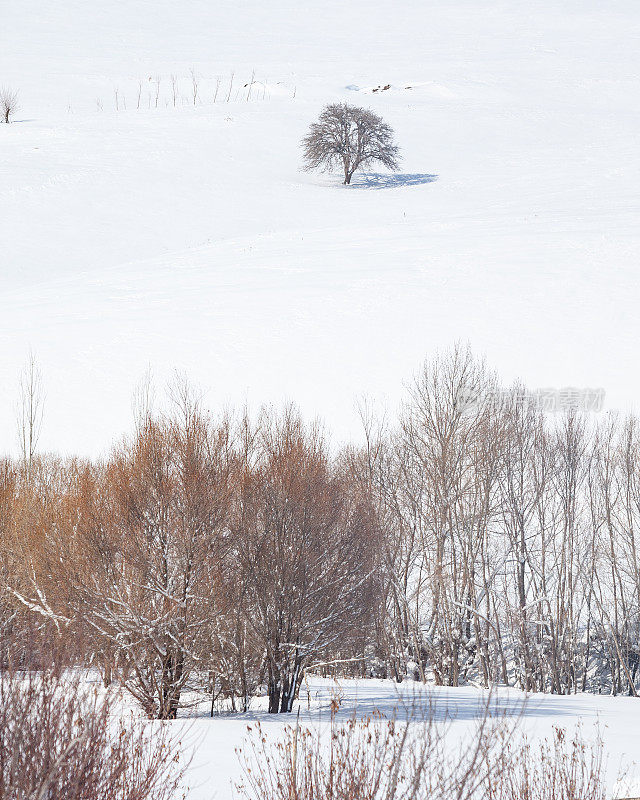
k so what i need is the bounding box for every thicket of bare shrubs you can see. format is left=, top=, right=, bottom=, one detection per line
left=236, top=696, right=606, bottom=800
left=0, top=660, right=185, bottom=800
left=2, top=346, right=640, bottom=721
left=0, top=394, right=380, bottom=718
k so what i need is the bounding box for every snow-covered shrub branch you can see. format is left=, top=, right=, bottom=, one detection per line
left=0, top=664, right=185, bottom=799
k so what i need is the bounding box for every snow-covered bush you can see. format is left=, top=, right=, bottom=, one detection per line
left=0, top=666, right=185, bottom=799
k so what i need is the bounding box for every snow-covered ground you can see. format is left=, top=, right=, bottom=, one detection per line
left=3, top=4, right=640, bottom=790
left=2, top=0, right=640, bottom=456
left=165, top=677, right=640, bottom=800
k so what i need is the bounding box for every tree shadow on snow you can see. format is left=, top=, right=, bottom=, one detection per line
left=188, top=682, right=588, bottom=724
left=290, top=684, right=586, bottom=724
left=350, top=172, right=438, bottom=189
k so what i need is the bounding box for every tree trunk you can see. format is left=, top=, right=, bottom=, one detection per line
left=101, top=654, right=112, bottom=688
left=268, top=679, right=281, bottom=713
left=159, top=647, right=183, bottom=719
left=280, top=675, right=292, bottom=712
left=279, top=663, right=303, bottom=712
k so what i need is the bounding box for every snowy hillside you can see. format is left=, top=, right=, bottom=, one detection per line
left=2, top=1, right=639, bottom=457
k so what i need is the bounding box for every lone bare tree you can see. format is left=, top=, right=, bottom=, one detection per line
left=301, top=102, right=400, bottom=185
left=1, top=87, right=19, bottom=123
left=17, top=353, right=44, bottom=473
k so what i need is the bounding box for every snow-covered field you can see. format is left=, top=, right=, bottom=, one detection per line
left=3, top=1, right=640, bottom=796
left=163, top=677, right=639, bottom=799
left=2, top=0, right=640, bottom=456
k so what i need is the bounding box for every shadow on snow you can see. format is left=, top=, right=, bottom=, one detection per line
left=349, top=172, right=438, bottom=189
left=184, top=682, right=587, bottom=723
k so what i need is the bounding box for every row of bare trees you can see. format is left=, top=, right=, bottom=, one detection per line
left=109, top=70, right=273, bottom=112
left=2, top=348, right=640, bottom=717
left=351, top=346, right=640, bottom=696
left=0, top=393, right=379, bottom=718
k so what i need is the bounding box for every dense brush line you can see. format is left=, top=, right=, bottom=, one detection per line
left=1, top=347, right=639, bottom=718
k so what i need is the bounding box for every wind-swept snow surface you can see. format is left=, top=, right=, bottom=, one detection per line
left=1, top=1, right=639, bottom=455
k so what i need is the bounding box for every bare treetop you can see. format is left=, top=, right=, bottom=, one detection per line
left=301, top=102, right=401, bottom=185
